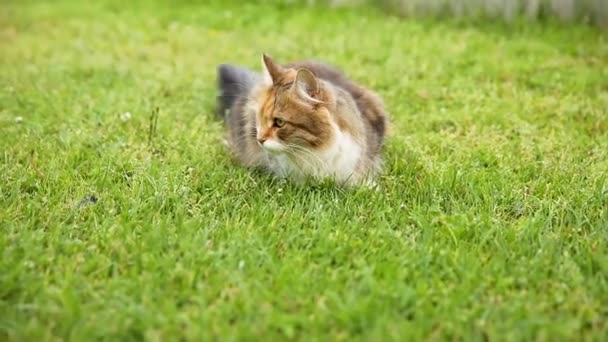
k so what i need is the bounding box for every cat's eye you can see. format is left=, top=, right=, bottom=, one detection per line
left=273, top=118, right=285, bottom=128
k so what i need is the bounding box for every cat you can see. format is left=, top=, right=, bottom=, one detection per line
left=216, top=54, right=388, bottom=187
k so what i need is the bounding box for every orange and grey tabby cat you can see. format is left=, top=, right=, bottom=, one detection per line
left=216, top=54, right=388, bottom=186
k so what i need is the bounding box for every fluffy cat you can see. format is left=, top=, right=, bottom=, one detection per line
left=216, top=54, right=388, bottom=187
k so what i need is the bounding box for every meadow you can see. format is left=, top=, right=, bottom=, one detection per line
left=1, top=0, right=607, bottom=340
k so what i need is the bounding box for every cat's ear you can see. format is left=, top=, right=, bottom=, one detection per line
left=261, top=53, right=283, bottom=85
left=292, top=68, right=320, bottom=99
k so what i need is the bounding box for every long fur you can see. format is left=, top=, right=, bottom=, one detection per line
left=216, top=64, right=258, bottom=119
left=215, top=55, right=389, bottom=186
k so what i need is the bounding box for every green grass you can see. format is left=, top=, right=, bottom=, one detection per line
left=1, top=0, right=608, bottom=340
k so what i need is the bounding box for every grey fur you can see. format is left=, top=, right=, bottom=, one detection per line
left=216, top=64, right=258, bottom=119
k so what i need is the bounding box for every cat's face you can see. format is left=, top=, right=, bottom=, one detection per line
left=254, top=54, right=333, bottom=154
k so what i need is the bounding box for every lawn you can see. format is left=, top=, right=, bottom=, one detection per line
left=1, top=0, right=607, bottom=340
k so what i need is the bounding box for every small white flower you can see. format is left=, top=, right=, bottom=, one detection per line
left=15, top=116, right=23, bottom=123
left=120, top=112, right=132, bottom=122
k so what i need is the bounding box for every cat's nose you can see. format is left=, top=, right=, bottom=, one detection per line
left=257, top=138, right=266, bottom=145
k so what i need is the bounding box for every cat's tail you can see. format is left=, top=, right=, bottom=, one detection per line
left=216, top=64, right=257, bottom=120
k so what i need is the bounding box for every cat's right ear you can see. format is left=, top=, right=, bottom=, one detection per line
left=261, top=53, right=283, bottom=85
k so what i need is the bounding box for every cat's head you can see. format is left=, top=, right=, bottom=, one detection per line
left=253, top=54, right=334, bottom=154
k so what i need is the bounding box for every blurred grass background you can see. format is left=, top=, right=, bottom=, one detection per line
left=322, top=0, right=608, bottom=26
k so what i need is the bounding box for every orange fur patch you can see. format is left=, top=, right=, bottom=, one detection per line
left=255, top=80, right=333, bottom=149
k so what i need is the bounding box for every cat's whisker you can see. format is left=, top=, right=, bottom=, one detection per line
left=284, top=150, right=320, bottom=178
left=284, top=143, right=330, bottom=175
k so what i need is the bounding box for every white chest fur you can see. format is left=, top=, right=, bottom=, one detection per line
left=266, top=128, right=363, bottom=185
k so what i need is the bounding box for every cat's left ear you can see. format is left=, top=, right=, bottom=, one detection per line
left=292, top=68, right=319, bottom=99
